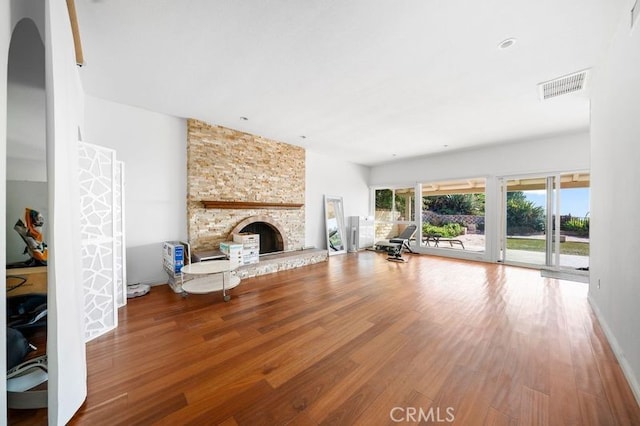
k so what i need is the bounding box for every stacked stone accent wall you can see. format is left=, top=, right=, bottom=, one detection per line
left=187, top=119, right=305, bottom=252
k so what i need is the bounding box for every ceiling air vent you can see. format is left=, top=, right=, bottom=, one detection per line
left=538, top=69, right=590, bottom=100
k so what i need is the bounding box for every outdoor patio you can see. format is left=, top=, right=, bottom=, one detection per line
left=408, top=232, right=590, bottom=269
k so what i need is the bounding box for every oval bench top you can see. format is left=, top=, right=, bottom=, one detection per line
left=181, top=260, right=232, bottom=275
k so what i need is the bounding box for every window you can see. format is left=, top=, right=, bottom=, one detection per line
left=374, top=187, right=416, bottom=242
left=420, top=178, right=486, bottom=252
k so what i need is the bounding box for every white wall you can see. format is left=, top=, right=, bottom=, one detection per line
left=83, top=96, right=370, bottom=281
left=369, top=131, right=590, bottom=187
left=83, top=95, right=187, bottom=285
left=45, top=0, right=90, bottom=422
left=590, top=0, right=640, bottom=403
left=305, top=150, right=370, bottom=249
left=2, top=0, right=89, bottom=423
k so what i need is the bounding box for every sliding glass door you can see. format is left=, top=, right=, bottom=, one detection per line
left=558, top=174, right=590, bottom=269
left=500, top=173, right=589, bottom=269
left=502, top=176, right=553, bottom=266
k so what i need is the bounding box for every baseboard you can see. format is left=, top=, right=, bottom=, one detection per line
left=588, top=294, right=640, bottom=406
left=541, top=267, right=589, bottom=283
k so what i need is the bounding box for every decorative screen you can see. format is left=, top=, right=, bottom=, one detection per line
left=78, top=142, right=118, bottom=341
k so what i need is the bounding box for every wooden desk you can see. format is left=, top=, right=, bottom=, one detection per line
left=5, top=266, right=47, bottom=296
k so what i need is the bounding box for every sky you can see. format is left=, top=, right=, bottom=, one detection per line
left=523, top=188, right=590, bottom=217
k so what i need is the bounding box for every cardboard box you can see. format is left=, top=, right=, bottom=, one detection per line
left=163, top=264, right=195, bottom=293
left=241, top=246, right=259, bottom=255
left=233, top=233, right=259, bottom=245
left=219, top=241, right=243, bottom=269
left=233, top=233, right=260, bottom=265
left=6, top=266, right=47, bottom=296
left=220, top=241, right=243, bottom=256
left=163, top=241, right=190, bottom=273
left=229, top=257, right=243, bottom=270
left=242, top=254, right=259, bottom=265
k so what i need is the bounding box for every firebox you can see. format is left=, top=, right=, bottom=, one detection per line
left=239, top=222, right=283, bottom=254
left=229, top=215, right=288, bottom=255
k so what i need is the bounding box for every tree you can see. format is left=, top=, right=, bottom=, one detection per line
left=375, top=189, right=393, bottom=210
left=423, top=194, right=485, bottom=215
left=376, top=189, right=409, bottom=219
left=506, top=191, right=545, bottom=234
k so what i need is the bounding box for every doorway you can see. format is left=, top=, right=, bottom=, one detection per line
left=6, top=17, right=48, bottom=419
left=500, top=172, right=590, bottom=270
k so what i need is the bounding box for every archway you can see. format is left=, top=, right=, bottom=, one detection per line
left=229, top=215, right=288, bottom=254
left=6, top=17, right=48, bottom=421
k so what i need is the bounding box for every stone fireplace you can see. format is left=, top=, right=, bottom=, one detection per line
left=186, top=119, right=306, bottom=255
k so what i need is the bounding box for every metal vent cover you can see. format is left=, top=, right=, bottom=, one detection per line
left=538, top=69, right=590, bottom=100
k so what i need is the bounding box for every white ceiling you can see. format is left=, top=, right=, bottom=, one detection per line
left=76, top=0, right=624, bottom=166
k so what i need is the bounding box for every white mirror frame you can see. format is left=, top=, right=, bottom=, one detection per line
left=324, top=195, right=347, bottom=256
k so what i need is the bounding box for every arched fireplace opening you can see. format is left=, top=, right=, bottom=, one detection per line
left=240, top=222, right=283, bottom=254
left=229, top=215, right=287, bottom=255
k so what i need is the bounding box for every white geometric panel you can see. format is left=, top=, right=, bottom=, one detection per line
left=114, top=161, right=127, bottom=307
left=78, top=142, right=118, bottom=342
left=78, top=143, right=116, bottom=241
left=81, top=242, right=117, bottom=340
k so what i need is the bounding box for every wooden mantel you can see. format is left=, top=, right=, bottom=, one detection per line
left=201, top=200, right=304, bottom=210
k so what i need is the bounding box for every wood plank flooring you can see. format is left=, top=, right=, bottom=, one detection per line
left=10, top=252, right=640, bottom=425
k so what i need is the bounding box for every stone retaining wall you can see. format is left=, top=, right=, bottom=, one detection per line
left=422, top=211, right=485, bottom=227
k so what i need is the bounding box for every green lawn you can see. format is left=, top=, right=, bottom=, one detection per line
left=506, top=238, right=590, bottom=256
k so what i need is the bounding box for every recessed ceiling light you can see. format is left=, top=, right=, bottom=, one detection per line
left=240, top=116, right=248, bottom=121
left=498, top=38, right=517, bottom=49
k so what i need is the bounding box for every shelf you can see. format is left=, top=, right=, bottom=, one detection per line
left=181, top=274, right=241, bottom=294
left=201, top=200, right=304, bottom=209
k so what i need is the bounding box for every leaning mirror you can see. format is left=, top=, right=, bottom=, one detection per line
left=324, top=195, right=347, bottom=256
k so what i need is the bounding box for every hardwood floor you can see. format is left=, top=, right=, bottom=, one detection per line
left=11, top=252, right=640, bottom=425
